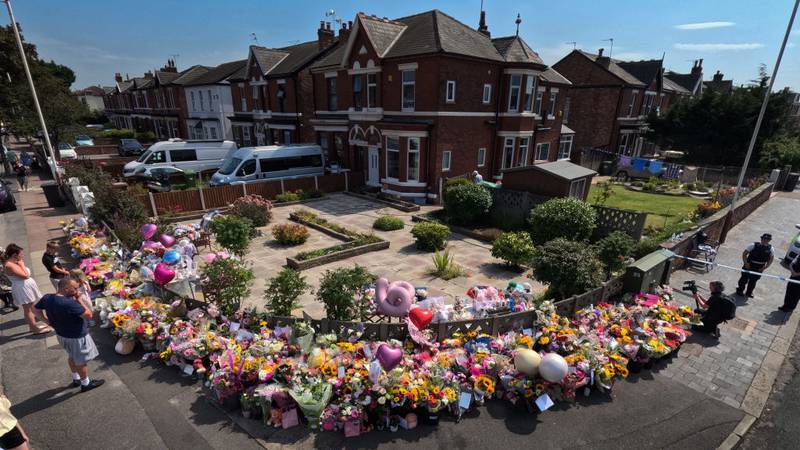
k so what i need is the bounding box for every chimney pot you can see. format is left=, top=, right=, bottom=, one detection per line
left=598, top=48, right=604, bottom=57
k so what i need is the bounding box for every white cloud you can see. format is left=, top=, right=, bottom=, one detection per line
left=674, top=43, right=764, bottom=51
left=675, top=21, right=736, bottom=30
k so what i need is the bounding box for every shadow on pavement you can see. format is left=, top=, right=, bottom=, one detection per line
left=10, top=385, right=80, bottom=420
left=765, top=310, right=790, bottom=325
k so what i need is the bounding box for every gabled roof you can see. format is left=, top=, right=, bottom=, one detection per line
left=102, top=86, right=116, bottom=95
left=360, top=15, right=407, bottom=57
left=575, top=50, right=647, bottom=87
left=171, top=65, right=212, bottom=85
left=617, top=59, right=663, bottom=86
left=665, top=71, right=702, bottom=94
left=155, top=70, right=181, bottom=85
left=662, top=76, right=691, bottom=94
left=492, top=36, right=544, bottom=65
left=311, top=41, right=345, bottom=70
left=539, top=67, right=571, bottom=85
left=131, top=77, right=153, bottom=90
left=117, top=80, right=133, bottom=93
left=251, top=45, right=290, bottom=76
left=270, top=40, right=330, bottom=77
left=76, top=86, right=106, bottom=96
left=184, top=59, right=247, bottom=86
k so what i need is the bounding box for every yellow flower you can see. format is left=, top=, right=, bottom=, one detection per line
left=538, top=336, right=550, bottom=345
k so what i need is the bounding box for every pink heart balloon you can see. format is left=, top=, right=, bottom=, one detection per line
left=141, top=240, right=159, bottom=251
left=375, top=278, right=415, bottom=317
left=153, top=263, right=175, bottom=285
left=375, top=344, right=403, bottom=371
left=159, top=234, right=176, bottom=248
left=141, top=223, right=157, bottom=240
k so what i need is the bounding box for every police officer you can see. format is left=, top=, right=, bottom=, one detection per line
left=736, top=233, right=774, bottom=298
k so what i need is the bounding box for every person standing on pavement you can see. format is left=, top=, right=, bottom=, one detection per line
left=69, top=269, right=95, bottom=327
left=736, top=233, right=774, bottom=298
left=0, top=393, right=30, bottom=450
left=780, top=255, right=800, bottom=313
left=13, top=163, right=28, bottom=192
left=42, top=241, right=69, bottom=291
left=34, top=278, right=104, bottom=392
left=3, top=244, right=50, bottom=334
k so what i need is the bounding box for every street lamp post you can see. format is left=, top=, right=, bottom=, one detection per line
left=719, top=0, right=799, bottom=243
left=3, top=0, right=59, bottom=182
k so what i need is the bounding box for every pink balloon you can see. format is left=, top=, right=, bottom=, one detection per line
left=141, top=240, right=159, bottom=251
left=376, top=343, right=403, bottom=371
left=375, top=278, right=415, bottom=317
left=141, top=223, right=157, bottom=240
left=159, top=234, right=176, bottom=248
left=153, top=263, right=175, bottom=285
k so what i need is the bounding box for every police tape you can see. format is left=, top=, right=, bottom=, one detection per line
left=668, top=252, right=800, bottom=286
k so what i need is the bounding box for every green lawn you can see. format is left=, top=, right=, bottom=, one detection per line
left=588, top=184, right=702, bottom=230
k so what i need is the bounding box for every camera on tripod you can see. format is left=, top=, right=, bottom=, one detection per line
left=682, top=280, right=698, bottom=294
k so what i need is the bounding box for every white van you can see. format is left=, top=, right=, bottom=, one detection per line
left=209, top=144, right=325, bottom=186
left=122, top=139, right=237, bottom=177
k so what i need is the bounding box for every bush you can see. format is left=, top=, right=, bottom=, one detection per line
left=200, top=256, right=254, bottom=316
left=230, top=194, right=272, bottom=228
left=410, top=222, right=450, bottom=251
left=642, top=177, right=660, bottom=192
left=444, top=183, right=492, bottom=225
left=299, top=189, right=323, bottom=200
left=528, top=197, right=597, bottom=245
left=272, top=223, right=310, bottom=246
left=595, top=231, right=636, bottom=276
left=275, top=192, right=301, bottom=203
left=530, top=238, right=604, bottom=299
left=210, top=215, right=253, bottom=256
left=429, top=249, right=467, bottom=280
left=134, top=131, right=155, bottom=142
left=264, top=268, right=309, bottom=317
left=491, top=231, right=535, bottom=268
left=373, top=215, right=404, bottom=231
left=444, top=178, right=472, bottom=194
left=317, top=266, right=375, bottom=321
left=102, top=128, right=135, bottom=139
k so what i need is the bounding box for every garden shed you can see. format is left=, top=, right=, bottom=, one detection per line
left=500, top=160, right=597, bottom=201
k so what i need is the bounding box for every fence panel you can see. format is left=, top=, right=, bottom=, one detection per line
left=247, top=180, right=283, bottom=199
left=203, top=185, right=243, bottom=209
left=592, top=205, right=647, bottom=240
left=489, top=188, right=548, bottom=229
left=348, top=171, right=365, bottom=189
left=318, top=173, right=347, bottom=193
left=152, top=190, right=202, bottom=214
left=284, top=177, right=316, bottom=193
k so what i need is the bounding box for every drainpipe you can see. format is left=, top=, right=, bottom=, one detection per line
left=610, top=85, right=624, bottom=150
left=293, top=76, right=301, bottom=141
left=491, top=65, right=502, bottom=179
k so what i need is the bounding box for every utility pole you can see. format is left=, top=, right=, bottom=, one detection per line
left=719, top=0, right=799, bottom=243
left=2, top=0, right=59, bottom=181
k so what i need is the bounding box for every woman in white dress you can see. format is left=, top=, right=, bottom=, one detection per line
left=4, top=244, right=51, bottom=334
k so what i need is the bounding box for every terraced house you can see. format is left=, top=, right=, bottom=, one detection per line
left=308, top=9, right=575, bottom=203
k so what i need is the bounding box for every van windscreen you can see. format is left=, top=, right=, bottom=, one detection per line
left=219, top=157, right=242, bottom=175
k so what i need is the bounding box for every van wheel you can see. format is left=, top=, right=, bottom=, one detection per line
left=616, top=171, right=629, bottom=182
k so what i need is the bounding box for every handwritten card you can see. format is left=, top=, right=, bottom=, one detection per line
left=535, top=393, right=554, bottom=412
left=338, top=366, right=346, bottom=379
left=182, top=364, right=194, bottom=376
left=523, top=328, right=533, bottom=336
left=229, top=322, right=240, bottom=333
left=459, top=392, right=472, bottom=410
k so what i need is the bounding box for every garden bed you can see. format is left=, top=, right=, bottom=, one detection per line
left=412, top=210, right=502, bottom=243
left=286, top=210, right=389, bottom=270
left=343, top=191, right=420, bottom=212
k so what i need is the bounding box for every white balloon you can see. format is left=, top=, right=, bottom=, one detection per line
left=514, top=348, right=541, bottom=376
left=539, top=353, right=569, bottom=382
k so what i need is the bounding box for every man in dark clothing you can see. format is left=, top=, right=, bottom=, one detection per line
left=736, top=233, right=774, bottom=298
left=34, top=278, right=104, bottom=392
left=42, top=241, right=69, bottom=290
left=693, top=281, right=735, bottom=337
left=780, top=255, right=800, bottom=313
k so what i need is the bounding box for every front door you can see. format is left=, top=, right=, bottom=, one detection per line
left=367, top=146, right=379, bottom=186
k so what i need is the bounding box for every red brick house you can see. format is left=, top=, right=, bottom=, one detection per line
left=308, top=10, right=575, bottom=203
left=553, top=49, right=690, bottom=157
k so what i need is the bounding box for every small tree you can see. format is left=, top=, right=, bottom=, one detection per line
left=410, top=222, right=450, bottom=251
left=316, top=265, right=375, bottom=321
left=530, top=238, right=604, bottom=299
left=592, top=180, right=615, bottom=205
left=264, top=268, right=309, bottom=317
left=201, top=257, right=255, bottom=316
left=491, top=231, right=535, bottom=268
left=759, top=135, right=800, bottom=170
left=444, top=183, right=492, bottom=225
left=230, top=194, right=273, bottom=228
left=595, top=231, right=636, bottom=277
left=528, top=197, right=597, bottom=245
left=210, top=215, right=254, bottom=256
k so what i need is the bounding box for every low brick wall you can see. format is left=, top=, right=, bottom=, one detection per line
left=286, top=240, right=390, bottom=271
left=76, top=145, right=118, bottom=156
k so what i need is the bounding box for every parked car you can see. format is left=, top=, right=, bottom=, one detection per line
left=784, top=224, right=800, bottom=264
left=140, top=167, right=194, bottom=193
left=613, top=159, right=666, bottom=181
left=75, top=135, right=94, bottom=146
left=0, top=179, right=16, bottom=212
left=85, top=124, right=105, bottom=129
left=209, top=144, right=325, bottom=187
left=118, top=138, right=144, bottom=156
left=57, top=143, right=77, bottom=160
left=123, top=139, right=236, bottom=178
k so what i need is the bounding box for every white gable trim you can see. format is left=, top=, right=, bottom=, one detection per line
left=340, top=17, right=364, bottom=67
left=379, top=26, right=407, bottom=58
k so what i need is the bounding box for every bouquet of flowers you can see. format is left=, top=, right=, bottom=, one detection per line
left=289, top=381, right=333, bottom=428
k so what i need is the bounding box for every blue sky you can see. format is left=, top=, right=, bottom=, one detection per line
left=4, top=0, right=799, bottom=90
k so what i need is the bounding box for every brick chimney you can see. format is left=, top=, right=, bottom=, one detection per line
left=144, top=71, right=154, bottom=79
left=160, top=59, right=178, bottom=73
left=713, top=70, right=724, bottom=82
left=115, top=73, right=123, bottom=83
left=597, top=48, right=610, bottom=67
left=477, top=10, right=490, bottom=37
left=318, top=21, right=335, bottom=50
left=339, top=20, right=352, bottom=43
left=691, top=58, right=703, bottom=77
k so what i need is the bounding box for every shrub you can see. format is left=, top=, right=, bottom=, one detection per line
left=317, top=266, right=375, bottom=321
left=595, top=231, right=636, bottom=276
left=410, top=222, right=450, bottom=251
left=429, top=249, right=467, bottom=280
left=444, top=177, right=472, bottom=194
left=642, top=177, right=660, bottom=192
left=373, top=215, right=404, bottom=231
left=299, top=189, right=323, bottom=200
left=230, top=194, right=272, bottom=228
left=102, top=128, right=135, bottom=139
left=528, top=197, right=597, bottom=245
left=530, top=238, right=604, bottom=299
left=491, top=231, right=535, bottom=268
left=444, top=183, right=492, bottom=224
left=200, top=256, right=254, bottom=316
left=275, top=192, right=301, bottom=203
left=272, top=223, right=310, bottom=246
left=264, top=268, right=309, bottom=317
left=210, top=215, right=253, bottom=256
left=592, top=180, right=615, bottom=205
left=134, top=131, right=155, bottom=142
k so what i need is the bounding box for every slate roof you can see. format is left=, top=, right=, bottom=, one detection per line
left=117, top=80, right=133, bottom=93
left=531, top=160, right=596, bottom=180
left=251, top=45, right=290, bottom=75
left=662, top=76, right=691, bottom=94
left=360, top=15, right=407, bottom=56
left=492, top=36, right=545, bottom=65
left=172, top=65, right=213, bottom=85
left=539, top=67, right=571, bottom=85
left=131, top=77, right=153, bottom=90
left=155, top=70, right=181, bottom=85
left=270, top=40, right=330, bottom=77
left=704, top=79, right=733, bottom=93
left=310, top=41, right=345, bottom=70
left=665, top=71, right=701, bottom=94
left=76, top=86, right=106, bottom=96
left=576, top=50, right=647, bottom=86
left=617, top=59, right=662, bottom=86
left=102, top=86, right=116, bottom=95
left=184, top=59, right=247, bottom=86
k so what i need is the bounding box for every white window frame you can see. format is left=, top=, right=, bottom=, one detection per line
left=199, top=90, right=204, bottom=111
left=548, top=91, right=558, bottom=118
left=190, top=91, right=196, bottom=111
left=401, top=70, right=416, bottom=111
left=558, top=135, right=573, bottom=160
left=209, top=126, right=218, bottom=140
left=563, top=97, right=571, bottom=123
left=252, top=85, right=260, bottom=111
left=477, top=147, right=486, bottom=167
left=535, top=142, right=550, bottom=162
left=628, top=90, right=638, bottom=117
left=482, top=84, right=492, bottom=104
left=442, top=150, right=451, bottom=172
left=407, top=137, right=420, bottom=181
left=367, top=73, right=377, bottom=108
left=208, top=89, right=213, bottom=111
left=508, top=75, right=522, bottom=112
left=523, top=76, right=536, bottom=112
left=242, top=126, right=251, bottom=146
left=386, top=136, right=400, bottom=180
left=643, top=91, right=656, bottom=115
left=518, top=138, right=530, bottom=167
left=502, top=137, right=515, bottom=169
left=446, top=80, right=456, bottom=103
left=327, top=77, right=337, bottom=111
left=618, top=133, right=629, bottom=154
left=569, top=178, right=587, bottom=199
left=534, top=88, right=544, bottom=116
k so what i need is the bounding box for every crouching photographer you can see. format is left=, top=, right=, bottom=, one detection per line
left=683, top=280, right=736, bottom=338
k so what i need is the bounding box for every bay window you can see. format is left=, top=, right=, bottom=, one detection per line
left=534, top=89, right=544, bottom=115
left=535, top=142, right=550, bottom=161
left=548, top=91, right=558, bottom=117
left=387, top=136, right=400, bottom=179
left=628, top=90, right=638, bottom=117
left=508, top=75, right=521, bottom=111
left=518, top=138, right=529, bottom=166
left=523, top=76, right=535, bottom=112
left=402, top=70, right=415, bottom=110
left=408, top=137, right=420, bottom=181
left=502, top=137, right=515, bottom=169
